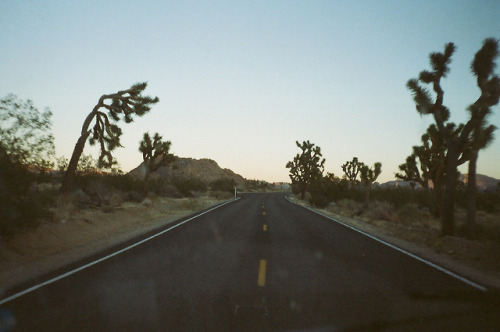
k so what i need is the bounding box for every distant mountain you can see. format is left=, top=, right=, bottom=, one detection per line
left=128, top=157, right=246, bottom=185
left=380, top=174, right=499, bottom=191
left=378, top=180, right=420, bottom=189
left=460, top=174, right=500, bottom=191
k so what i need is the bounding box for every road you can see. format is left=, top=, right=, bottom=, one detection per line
left=0, top=193, right=498, bottom=331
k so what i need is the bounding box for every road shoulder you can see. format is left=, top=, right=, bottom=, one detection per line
left=287, top=196, right=500, bottom=291
left=0, top=196, right=233, bottom=294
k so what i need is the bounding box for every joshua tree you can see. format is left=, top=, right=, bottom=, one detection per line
left=396, top=154, right=423, bottom=189
left=139, top=132, right=175, bottom=195
left=60, top=83, right=159, bottom=194
left=286, top=140, right=325, bottom=199
left=465, top=120, right=496, bottom=238
left=407, top=38, right=499, bottom=236
left=360, top=162, right=382, bottom=206
left=341, top=157, right=364, bottom=188
left=397, top=124, right=453, bottom=217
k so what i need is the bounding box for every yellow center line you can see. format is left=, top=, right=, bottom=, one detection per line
left=262, top=211, right=266, bottom=216
left=258, top=259, right=267, bottom=287
left=263, top=224, right=267, bottom=232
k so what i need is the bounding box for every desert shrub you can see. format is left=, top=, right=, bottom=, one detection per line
left=397, top=203, right=428, bottom=224
left=453, top=185, right=500, bottom=213
left=210, top=178, right=236, bottom=193
left=370, top=187, right=429, bottom=208
left=245, top=179, right=270, bottom=191
left=0, top=148, right=50, bottom=236
left=0, top=94, right=56, bottom=168
left=178, top=198, right=203, bottom=211
left=309, top=193, right=329, bottom=209
left=324, top=184, right=364, bottom=202
left=456, top=188, right=500, bottom=213
left=210, top=191, right=234, bottom=200
left=290, top=182, right=301, bottom=196
left=308, top=176, right=359, bottom=208
left=308, top=177, right=331, bottom=208
left=154, top=182, right=183, bottom=198
left=363, top=201, right=398, bottom=222
left=73, top=172, right=142, bottom=192
left=476, top=190, right=500, bottom=213
left=336, top=199, right=363, bottom=217
left=106, top=174, right=144, bottom=192
left=329, top=179, right=352, bottom=201
left=172, top=177, right=208, bottom=197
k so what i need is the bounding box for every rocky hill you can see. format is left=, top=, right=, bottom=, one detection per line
left=128, top=157, right=246, bottom=185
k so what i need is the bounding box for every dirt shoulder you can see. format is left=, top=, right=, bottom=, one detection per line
left=0, top=195, right=230, bottom=294
left=289, top=197, right=500, bottom=291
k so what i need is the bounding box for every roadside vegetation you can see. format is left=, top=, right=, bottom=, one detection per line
left=0, top=90, right=241, bottom=287
left=0, top=86, right=239, bottom=238
left=287, top=38, right=500, bottom=242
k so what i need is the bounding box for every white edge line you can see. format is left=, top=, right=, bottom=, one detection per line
left=0, top=197, right=241, bottom=305
left=285, top=196, right=488, bottom=292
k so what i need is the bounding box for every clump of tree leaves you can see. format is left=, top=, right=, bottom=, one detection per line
left=0, top=95, right=55, bottom=236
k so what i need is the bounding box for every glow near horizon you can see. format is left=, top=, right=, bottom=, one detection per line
left=1, top=1, right=499, bottom=183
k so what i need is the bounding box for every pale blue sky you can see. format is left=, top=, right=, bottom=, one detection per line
left=1, top=1, right=499, bottom=182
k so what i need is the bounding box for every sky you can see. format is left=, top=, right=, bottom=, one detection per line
left=1, top=0, right=499, bottom=183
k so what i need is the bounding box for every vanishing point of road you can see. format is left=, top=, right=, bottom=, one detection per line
left=1, top=193, right=498, bottom=331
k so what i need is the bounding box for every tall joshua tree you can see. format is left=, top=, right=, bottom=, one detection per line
left=465, top=120, right=496, bottom=238
left=407, top=39, right=499, bottom=236
left=139, top=132, right=175, bottom=195
left=60, top=83, right=159, bottom=194
left=341, top=157, right=364, bottom=188
left=286, top=140, right=325, bottom=199
left=360, top=162, right=382, bottom=206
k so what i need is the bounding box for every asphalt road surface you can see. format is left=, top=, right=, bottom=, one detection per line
left=1, top=193, right=499, bottom=331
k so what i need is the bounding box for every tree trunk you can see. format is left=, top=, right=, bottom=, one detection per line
left=60, top=133, right=90, bottom=194
left=364, top=184, right=370, bottom=207
left=466, top=152, right=478, bottom=239
left=144, top=170, right=150, bottom=197
left=59, top=108, right=98, bottom=194
left=441, top=146, right=459, bottom=236
left=433, top=182, right=444, bottom=219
